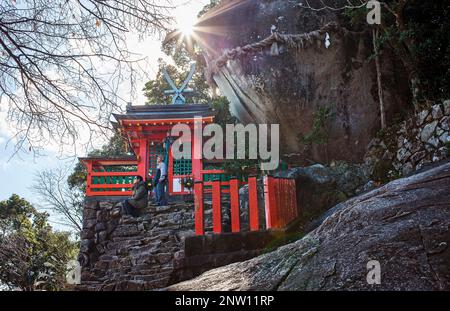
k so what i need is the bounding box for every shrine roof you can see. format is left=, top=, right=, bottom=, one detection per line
left=112, top=104, right=216, bottom=122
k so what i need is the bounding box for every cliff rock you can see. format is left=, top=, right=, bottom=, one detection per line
left=196, top=0, right=410, bottom=164
left=167, top=161, right=450, bottom=290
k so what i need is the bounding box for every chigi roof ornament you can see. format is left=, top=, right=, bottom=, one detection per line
left=163, top=63, right=196, bottom=105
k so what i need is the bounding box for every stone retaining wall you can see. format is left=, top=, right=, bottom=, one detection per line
left=171, top=230, right=281, bottom=283
left=77, top=200, right=195, bottom=290
left=77, top=196, right=280, bottom=291
left=365, top=100, right=450, bottom=178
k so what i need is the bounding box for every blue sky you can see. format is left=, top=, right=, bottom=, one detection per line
left=0, top=0, right=208, bottom=232
left=0, top=135, right=79, bottom=231
left=0, top=137, right=77, bottom=201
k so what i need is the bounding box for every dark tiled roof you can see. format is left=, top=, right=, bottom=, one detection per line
left=113, top=104, right=216, bottom=121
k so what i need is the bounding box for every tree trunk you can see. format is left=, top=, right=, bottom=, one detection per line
left=373, top=28, right=386, bottom=129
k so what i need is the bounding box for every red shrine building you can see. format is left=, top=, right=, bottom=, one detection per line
left=80, top=68, right=299, bottom=236
left=80, top=103, right=218, bottom=196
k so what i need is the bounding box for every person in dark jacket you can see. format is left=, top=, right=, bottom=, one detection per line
left=122, top=175, right=148, bottom=217
left=153, top=155, right=167, bottom=206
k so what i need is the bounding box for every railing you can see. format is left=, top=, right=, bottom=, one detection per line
left=194, top=175, right=259, bottom=235
left=194, top=174, right=298, bottom=236
left=84, top=159, right=139, bottom=197
left=264, top=176, right=298, bottom=229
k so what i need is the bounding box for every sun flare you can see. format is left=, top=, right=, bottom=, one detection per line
left=176, top=16, right=197, bottom=37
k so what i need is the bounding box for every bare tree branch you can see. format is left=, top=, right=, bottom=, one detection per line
left=0, top=0, right=175, bottom=156
left=32, top=167, right=84, bottom=233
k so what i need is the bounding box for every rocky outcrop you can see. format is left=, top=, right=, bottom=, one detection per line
left=365, top=101, right=449, bottom=180
left=276, top=162, right=372, bottom=231
left=196, top=0, right=410, bottom=164
left=167, top=161, right=450, bottom=290
left=237, top=163, right=373, bottom=233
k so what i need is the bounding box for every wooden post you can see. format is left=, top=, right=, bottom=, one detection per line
left=286, top=179, right=292, bottom=222
left=230, top=178, right=240, bottom=233
left=212, top=181, right=222, bottom=234
left=272, top=177, right=280, bottom=228
left=264, top=175, right=276, bottom=229
left=280, top=178, right=286, bottom=227
left=194, top=181, right=204, bottom=235
left=137, top=138, right=149, bottom=179
left=284, top=178, right=290, bottom=226
left=168, top=146, right=174, bottom=194
left=192, top=117, right=202, bottom=183
left=86, top=161, right=93, bottom=197
left=289, top=178, right=299, bottom=221
left=248, top=175, right=259, bottom=231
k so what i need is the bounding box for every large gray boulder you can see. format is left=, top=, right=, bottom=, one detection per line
left=195, top=0, right=410, bottom=164
left=282, top=162, right=372, bottom=232
left=167, top=161, right=450, bottom=290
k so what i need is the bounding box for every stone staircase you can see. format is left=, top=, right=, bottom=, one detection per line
left=77, top=200, right=195, bottom=291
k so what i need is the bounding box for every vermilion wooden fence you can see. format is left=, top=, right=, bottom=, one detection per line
left=194, top=175, right=298, bottom=235
left=83, top=159, right=138, bottom=197
left=194, top=176, right=259, bottom=235
left=264, top=176, right=298, bottom=229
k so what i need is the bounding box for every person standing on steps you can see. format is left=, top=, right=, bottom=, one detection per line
left=154, top=155, right=168, bottom=206
left=122, top=175, right=148, bottom=217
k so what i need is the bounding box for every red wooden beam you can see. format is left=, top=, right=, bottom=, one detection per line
left=204, top=181, right=230, bottom=186
left=203, top=188, right=231, bottom=194
left=88, top=191, right=133, bottom=196
left=194, top=181, right=204, bottom=235
left=229, top=178, right=240, bottom=233
left=248, top=176, right=259, bottom=231
left=212, top=181, right=222, bottom=234
left=121, top=117, right=214, bottom=126
left=89, top=184, right=134, bottom=189
left=81, top=159, right=137, bottom=167
left=201, top=169, right=225, bottom=174
left=91, top=172, right=138, bottom=177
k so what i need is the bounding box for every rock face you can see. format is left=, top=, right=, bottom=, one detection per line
left=167, top=161, right=450, bottom=290
left=196, top=0, right=410, bottom=164
left=275, top=162, right=372, bottom=231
